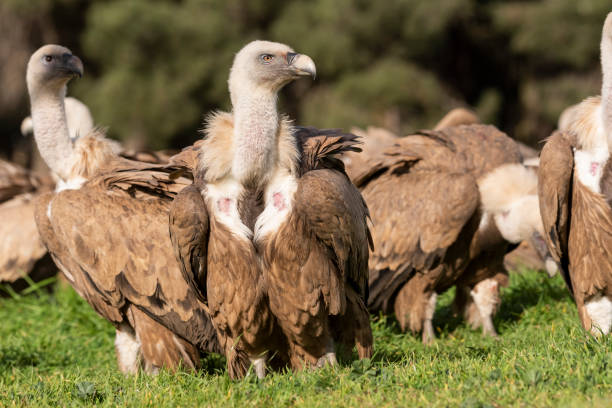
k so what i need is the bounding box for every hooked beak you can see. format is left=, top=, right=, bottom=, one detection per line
left=287, top=52, right=316, bottom=79
left=62, top=53, right=84, bottom=78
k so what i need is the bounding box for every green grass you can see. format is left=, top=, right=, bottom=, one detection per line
left=1, top=269, right=612, bottom=407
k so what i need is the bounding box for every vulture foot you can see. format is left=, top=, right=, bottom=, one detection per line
left=545, top=258, right=558, bottom=277
left=422, top=320, right=435, bottom=345
left=249, top=355, right=267, bottom=379
left=585, top=295, right=612, bottom=336
left=114, top=324, right=142, bottom=375
left=316, top=352, right=338, bottom=368
left=421, top=292, right=438, bottom=345
left=470, top=279, right=500, bottom=338
left=481, top=318, right=498, bottom=338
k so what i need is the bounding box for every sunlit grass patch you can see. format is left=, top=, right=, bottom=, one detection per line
left=1, top=270, right=610, bottom=407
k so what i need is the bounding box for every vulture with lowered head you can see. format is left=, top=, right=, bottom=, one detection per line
left=170, top=40, right=372, bottom=377
left=539, top=12, right=612, bottom=335
left=27, top=44, right=223, bottom=374
left=358, top=124, right=547, bottom=342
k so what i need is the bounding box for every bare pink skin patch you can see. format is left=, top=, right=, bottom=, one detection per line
left=272, top=192, right=286, bottom=211
left=591, top=162, right=600, bottom=176
left=217, top=198, right=232, bottom=214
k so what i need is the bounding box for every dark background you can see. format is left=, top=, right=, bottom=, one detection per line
left=1, top=0, right=608, bottom=163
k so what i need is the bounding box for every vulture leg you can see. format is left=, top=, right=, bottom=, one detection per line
left=453, top=247, right=508, bottom=337
left=422, top=293, right=438, bottom=345
left=576, top=299, right=592, bottom=334
left=583, top=294, right=612, bottom=336
left=393, top=269, right=440, bottom=343
left=453, top=285, right=476, bottom=326
left=315, top=339, right=337, bottom=368
left=249, top=354, right=267, bottom=379
left=470, top=279, right=500, bottom=338
left=114, top=324, right=141, bottom=375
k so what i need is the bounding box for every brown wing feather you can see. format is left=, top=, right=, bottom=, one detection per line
left=294, top=127, right=362, bottom=176
left=412, top=125, right=522, bottom=177
left=34, top=191, right=125, bottom=323
left=36, top=171, right=221, bottom=354
left=342, top=127, right=398, bottom=182
left=169, top=183, right=209, bottom=304
left=538, top=131, right=574, bottom=294
left=365, top=169, right=479, bottom=312
left=295, top=169, right=371, bottom=303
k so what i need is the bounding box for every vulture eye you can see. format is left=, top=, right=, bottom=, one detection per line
left=260, top=54, right=274, bottom=64
left=43, top=55, right=53, bottom=63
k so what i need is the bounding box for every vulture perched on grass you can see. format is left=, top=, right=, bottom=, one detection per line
left=356, top=125, right=546, bottom=342
left=539, top=13, right=612, bottom=336
left=169, top=40, right=372, bottom=378
left=27, top=44, right=223, bottom=374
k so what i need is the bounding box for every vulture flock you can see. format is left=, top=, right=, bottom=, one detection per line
left=2, top=11, right=612, bottom=379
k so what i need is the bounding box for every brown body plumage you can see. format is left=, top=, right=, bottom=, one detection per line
left=358, top=125, right=522, bottom=342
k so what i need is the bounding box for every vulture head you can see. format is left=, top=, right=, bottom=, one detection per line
left=478, top=163, right=543, bottom=243
left=27, top=45, right=83, bottom=98
left=228, top=40, right=316, bottom=99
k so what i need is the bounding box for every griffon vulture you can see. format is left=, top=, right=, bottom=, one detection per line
left=539, top=13, right=612, bottom=335
left=357, top=125, right=530, bottom=342
left=169, top=41, right=372, bottom=377
left=27, top=45, right=223, bottom=374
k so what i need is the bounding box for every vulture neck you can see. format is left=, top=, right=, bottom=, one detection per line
left=30, top=85, right=74, bottom=181
left=231, top=85, right=279, bottom=186
left=602, top=31, right=612, bottom=140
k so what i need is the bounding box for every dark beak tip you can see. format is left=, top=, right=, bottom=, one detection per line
left=287, top=52, right=298, bottom=65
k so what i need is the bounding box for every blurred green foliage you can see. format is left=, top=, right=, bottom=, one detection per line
left=1, top=0, right=609, bottom=150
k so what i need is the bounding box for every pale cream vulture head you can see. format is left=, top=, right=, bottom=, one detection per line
left=478, top=163, right=543, bottom=243
left=26, top=44, right=83, bottom=98
left=228, top=40, right=316, bottom=98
